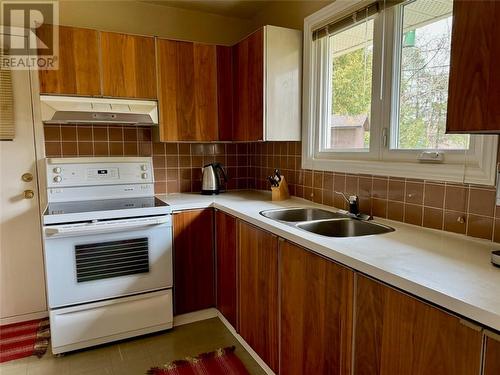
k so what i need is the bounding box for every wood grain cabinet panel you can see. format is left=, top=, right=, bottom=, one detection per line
left=232, top=28, right=264, bottom=141
left=215, top=210, right=237, bottom=328
left=484, top=333, right=500, bottom=375
left=173, top=209, right=215, bottom=315
left=280, top=241, right=353, bottom=375
left=100, top=32, right=156, bottom=99
left=353, top=275, right=482, bottom=375
left=38, top=25, right=100, bottom=96
left=216, top=46, right=234, bottom=141
left=447, top=1, right=500, bottom=133
left=238, top=221, right=279, bottom=373
left=156, top=39, right=218, bottom=141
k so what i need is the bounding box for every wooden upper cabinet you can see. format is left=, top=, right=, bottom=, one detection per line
left=484, top=332, right=500, bottom=375
left=233, top=28, right=264, bottom=141
left=157, top=39, right=218, bottom=141
left=215, top=210, right=237, bottom=328
left=100, top=32, right=156, bottom=99
left=238, top=221, right=279, bottom=373
left=216, top=46, right=234, bottom=141
left=447, top=1, right=500, bottom=133
left=280, top=241, right=353, bottom=375
left=38, top=25, right=100, bottom=96
left=173, top=209, right=215, bottom=315
left=232, top=26, right=301, bottom=141
left=354, top=275, right=482, bottom=375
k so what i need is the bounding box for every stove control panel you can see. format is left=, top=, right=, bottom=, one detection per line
left=45, top=157, right=154, bottom=188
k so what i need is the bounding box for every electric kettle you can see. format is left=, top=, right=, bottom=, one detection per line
left=201, top=163, right=227, bottom=195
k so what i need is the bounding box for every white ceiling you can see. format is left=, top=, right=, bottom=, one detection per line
left=141, top=0, right=273, bottom=19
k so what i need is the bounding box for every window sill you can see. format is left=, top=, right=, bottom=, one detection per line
left=302, top=155, right=497, bottom=186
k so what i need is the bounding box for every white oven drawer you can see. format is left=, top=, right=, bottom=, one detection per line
left=50, top=289, right=173, bottom=354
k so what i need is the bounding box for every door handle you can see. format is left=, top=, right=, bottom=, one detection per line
left=24, top=190, right=34, bottom=199
left=22, top=173, right=33, bottom=182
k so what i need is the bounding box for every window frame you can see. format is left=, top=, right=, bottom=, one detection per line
left=302, top=0, right=498, bottom=185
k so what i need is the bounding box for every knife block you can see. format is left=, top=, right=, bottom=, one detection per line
left=271, top=176, right=290, bottom=201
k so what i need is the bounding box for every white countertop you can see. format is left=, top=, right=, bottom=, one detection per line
left=157, top=190, right=500, bottom=331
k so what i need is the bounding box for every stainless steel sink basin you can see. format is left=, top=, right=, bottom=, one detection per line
left=260, top=207, right=347, bottom=222
left=296, top=219, right=394, bottom=237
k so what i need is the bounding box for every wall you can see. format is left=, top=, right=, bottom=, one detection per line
left=58, top=0, right=252, bottom=45
left=250, top=1, right=332, bottom=30
left=43, top=129, right=500, bottom=242
left=250, top=141, right=500, bottom=243
left=46, top=1, right=500, bottom=244
left=43, top=124, right=254, bottom=193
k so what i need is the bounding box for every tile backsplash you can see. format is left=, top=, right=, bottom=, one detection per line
left=43, top=124, right=254, bottom=194
left=44, top=127, right=499, bottom=242
left=249, top=141, right=500, bottom=243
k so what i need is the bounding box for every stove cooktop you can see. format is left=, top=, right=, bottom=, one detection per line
left=43, top=197, right=171, bottom=225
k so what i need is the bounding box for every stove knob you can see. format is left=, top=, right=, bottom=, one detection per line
left=53, top=176, right=62, bottom=183
left=53, top=167, right=61, bottom=174
left=141, top=164, right=148, bottom=171
left=141, top=173, right=148, bottom=179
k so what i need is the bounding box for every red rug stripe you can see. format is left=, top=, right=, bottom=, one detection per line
left=1, top=332, right=40, bottom=345
left=148, top=347, right=251, bottom=375
left=0, top=319, right=50, bottom=363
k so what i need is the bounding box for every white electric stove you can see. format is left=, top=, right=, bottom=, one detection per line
left=42, top=157, right=173, bottom=354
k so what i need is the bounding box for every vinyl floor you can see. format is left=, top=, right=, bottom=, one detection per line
left=0, top=318, right=266, bottom=375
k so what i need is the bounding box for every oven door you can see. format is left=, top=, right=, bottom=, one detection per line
left=43, top=216, right=172, bottom=308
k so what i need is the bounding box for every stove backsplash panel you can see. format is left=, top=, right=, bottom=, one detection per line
left=43, top=124, right=254, bottom=194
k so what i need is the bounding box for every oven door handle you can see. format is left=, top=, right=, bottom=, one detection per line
left=44, top=216, right=170, bottom=237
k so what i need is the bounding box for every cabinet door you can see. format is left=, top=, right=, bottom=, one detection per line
left=280, top=241, right=353, bottom=375
left=215, top=210, right=237, bottom=328
left=238, top=221, right=278, bottom=372
left=232, top=29, right=264, bottom=141
left=216, top=46, right=234, bottom=141
left=173, top=209, right=214, bottom=315
left=157, top=39, right=218, bottom=141
left=100, top=32, right=156, bottom=99
left=354, top=275, right=482, bottom=375
left=446, top=1, right=500, bottom=133
left=484, top=333, right=500, bottom=375
left=38, top=25, right=100, bottom=96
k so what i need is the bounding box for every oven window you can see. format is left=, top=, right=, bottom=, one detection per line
left=75, top=238, right=150, bottom=282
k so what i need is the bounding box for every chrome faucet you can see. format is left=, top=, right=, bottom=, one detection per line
left=334, top=192, right=372, bottom=220
left=335, top=191, right=359, bottom=215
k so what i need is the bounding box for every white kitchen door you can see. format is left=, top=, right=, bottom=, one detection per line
left=0, top=32, right=47, bottom=323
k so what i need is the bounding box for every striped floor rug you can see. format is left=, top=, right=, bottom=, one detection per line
left=0, top=319, right=50, bottom=363
left=148, top=346, right=250, bottom=375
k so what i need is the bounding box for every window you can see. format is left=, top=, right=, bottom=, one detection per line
left=303, top=0, right=497, bottom=185
left=326, top=19, right=374, bottom=151
left=391, top=0, right=467, bottom=150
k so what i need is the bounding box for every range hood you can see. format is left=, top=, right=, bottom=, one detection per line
left=40, top=95, right=159, bottom=126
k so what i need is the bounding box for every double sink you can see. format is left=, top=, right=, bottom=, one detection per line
left=260, top=207, right=394, bottom=237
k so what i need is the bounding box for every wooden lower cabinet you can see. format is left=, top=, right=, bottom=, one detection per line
left=353, top=275, right=482, bottom=375
left=280, top=241, right=354, bottom=375
left=238, top=221, right=279, bottom=373
left=484, top=332, right=500, bottom=375
left=173, top=209, right=215, bottom=315
left=215, top=210, right=237, bottom=328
